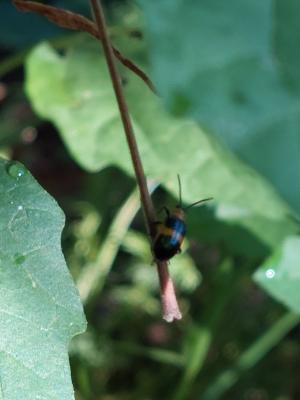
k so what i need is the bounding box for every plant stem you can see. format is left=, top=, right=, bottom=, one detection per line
left=113, top=340, right=185, bottom=367
left=202, top=311, right=300, bottom=400
left=174, top=326, right=212, bottom=400
left=77, top=182, right=157, bottom=303
left=77, top=186, right=142, bottom=303
left=173, top=260, right=236, bottom=400
left=89, top=0, right=181, bottom=322
left=90, top=0, right=154, bottom=232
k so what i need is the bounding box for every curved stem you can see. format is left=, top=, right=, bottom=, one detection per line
left=77, top=186, right=144, bottom=303
left=113, top=340, right=185, bottom=367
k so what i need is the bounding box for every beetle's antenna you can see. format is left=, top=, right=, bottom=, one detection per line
left=177, top=174, right=182, bottom=207
left=184, top=197, right=213, bottom=211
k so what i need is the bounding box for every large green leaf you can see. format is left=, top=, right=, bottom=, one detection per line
left=0, top=159, right=86, bottom=399
left=254, top=236, right=300, bottom=313
left=138, top=0, right=300, bottom=214
left=25, top=39, right=298, bottom=253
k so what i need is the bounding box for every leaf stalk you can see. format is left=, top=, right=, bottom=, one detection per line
left=89, top=0, right=181, bottom=322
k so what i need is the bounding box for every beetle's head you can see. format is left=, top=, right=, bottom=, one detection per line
left=172, top=206, right=185, bottom=220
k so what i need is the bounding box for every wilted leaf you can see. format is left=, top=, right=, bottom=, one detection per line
left=0, top=2, right=63, bottom=49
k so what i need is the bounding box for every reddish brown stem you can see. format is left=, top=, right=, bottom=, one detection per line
left=158, top=263, right=183, bottom=322
left=89, top=0, right=181, bottom=322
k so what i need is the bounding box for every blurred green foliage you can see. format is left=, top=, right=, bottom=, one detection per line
left=1, top=1, right=300, bottom=399
left=139, top=0, right=300, bottom=212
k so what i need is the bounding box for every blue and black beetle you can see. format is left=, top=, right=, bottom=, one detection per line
left=153, top=176, right=212, bottom=262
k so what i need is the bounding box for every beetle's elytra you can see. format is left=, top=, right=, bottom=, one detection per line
left=153, top=176, right=212, bottom=262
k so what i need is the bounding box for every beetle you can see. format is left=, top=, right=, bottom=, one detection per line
left=152, top=175, right=212, bottom=262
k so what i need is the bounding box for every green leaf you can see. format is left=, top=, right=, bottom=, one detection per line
left=25, top=39, right=298, bottom=253
left=254, top=236, right=300, bottom=313
left=0, top=159, right=86, bottom=399
left=138, top=0, right=300, bottom=214
left=274, top=0, right=300, bottom=90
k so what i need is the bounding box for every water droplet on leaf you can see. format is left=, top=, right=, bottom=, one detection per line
left=6, top=161, right=26, bottom=179
left=265, top=268, right=275, bottom=279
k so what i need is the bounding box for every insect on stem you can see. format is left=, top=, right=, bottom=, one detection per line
left=89, top=0, right=182, bottom=322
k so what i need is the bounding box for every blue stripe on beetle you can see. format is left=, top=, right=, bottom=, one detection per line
left=153, top=176, right=212, bottom=262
